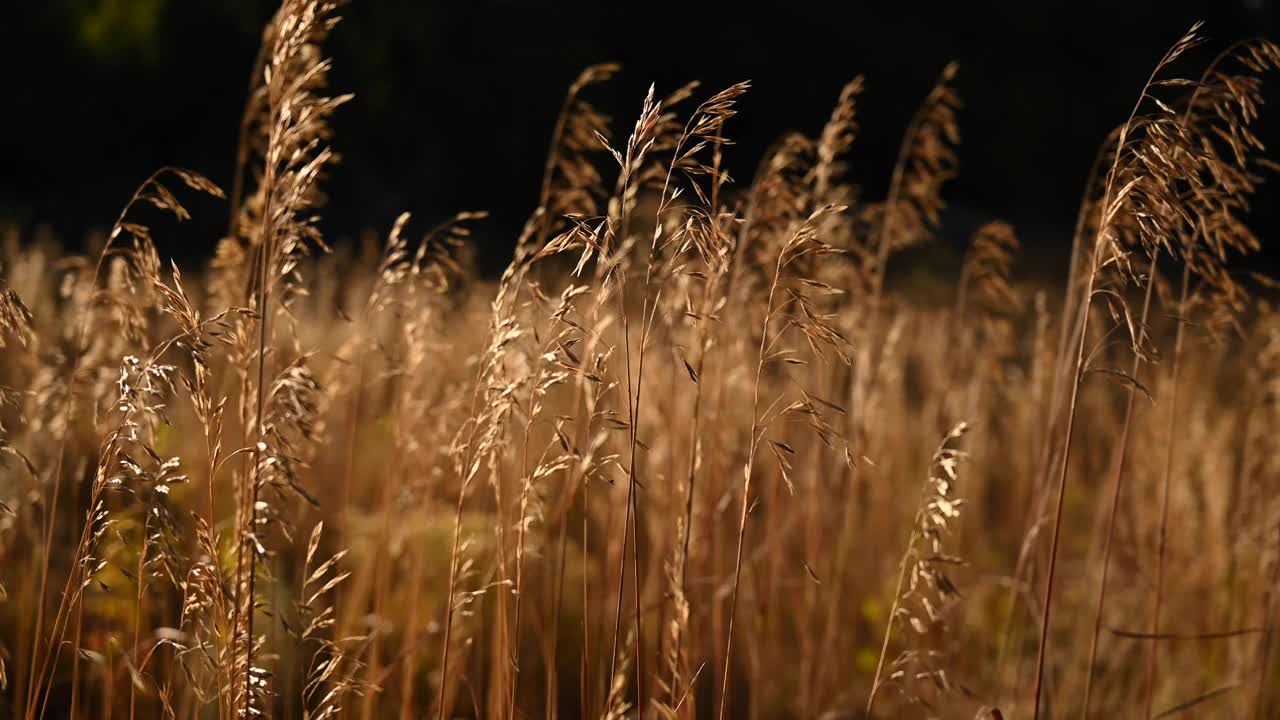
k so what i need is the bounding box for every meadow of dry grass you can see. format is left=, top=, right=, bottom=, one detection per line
left=3, top=3, right=1280, bottom=718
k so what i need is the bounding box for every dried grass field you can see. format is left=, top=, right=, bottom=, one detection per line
left=2, top=2, right=1280, bottom=718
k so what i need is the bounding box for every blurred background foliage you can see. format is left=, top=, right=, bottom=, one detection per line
left=3, top=0, right=1279, bottom=275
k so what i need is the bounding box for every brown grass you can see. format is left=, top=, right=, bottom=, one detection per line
left=1, top=5, right=1279, bottom=719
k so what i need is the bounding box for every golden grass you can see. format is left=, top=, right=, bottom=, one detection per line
left=1, top=4, right=1279, bottom=718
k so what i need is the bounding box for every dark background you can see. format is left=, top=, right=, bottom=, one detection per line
left=2, top=0, right=1279, bottom=277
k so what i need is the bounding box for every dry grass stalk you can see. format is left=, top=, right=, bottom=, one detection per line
left=867, top=422, right=972, bottom=716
